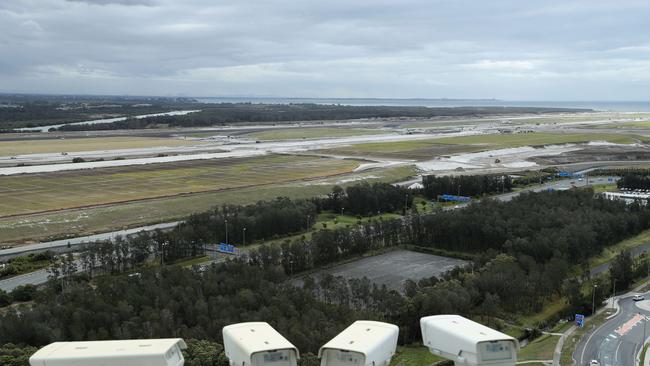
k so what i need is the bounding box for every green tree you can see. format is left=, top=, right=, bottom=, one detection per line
left=299, top=353, right=320, bottom=366
left=610, top=251, right=634, bottom=290
left=10, top=285, right=37, bottom=302
left=183, top=339, right=228, bottom=366
left=0, top=343, right=38, bottom=366
left=0, top=289, right=11, bottom=307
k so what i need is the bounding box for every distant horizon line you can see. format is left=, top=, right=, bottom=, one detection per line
left=1, top=92, right=650, bottom=103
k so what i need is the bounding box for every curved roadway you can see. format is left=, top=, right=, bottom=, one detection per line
left=575, top=294, right=650, bottom=366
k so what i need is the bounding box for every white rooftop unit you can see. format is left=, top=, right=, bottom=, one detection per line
left=222, top=322, right=299, bottom=366
left=29, top=338, right=187, bottom=366
left=408, top=182, right=424, bottom=190
left=420, top=315, right=519, bottom=366
left=318, top=320, right=398, bottom=366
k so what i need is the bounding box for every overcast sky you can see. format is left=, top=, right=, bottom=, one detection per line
left=1, top=0, right=649, bottom=100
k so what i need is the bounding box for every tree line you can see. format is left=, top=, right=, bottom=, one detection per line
left=51, top=104, right=588, bottom=131
left=617, top=173, right=650, bottom=190
left=1, top=182, right=412, bottom=307
left=2, top=188, right=649, bottom=365
left=421, top=174, right=513, bottom=198
left=0, top=94, right=196, bottom=130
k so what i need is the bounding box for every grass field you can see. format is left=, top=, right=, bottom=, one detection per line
left=591, top=183, right=618, bottom=193
left=0, top=136, right=199, bottom=156
left=587, top=228, right=650, bottom=268
left=517, top=334, right=559, bottom=362
left=0, top=154, right=360, bottom=216
left=390, top=345, right=444, bottom=366
left=318, top=140, right=486, bottom=160
left=317, top=132, right=644, bottom=161
left=244, top=127, right=388, bottom=140
left=591, top=121, right=650, bottom=129
left=262, top=211, right=403, bottom=246
left=517, top=297, right=568, bottom=327
left=431, top=132, right=642, bottom=147
left=0, top=165, right=415, bottom=243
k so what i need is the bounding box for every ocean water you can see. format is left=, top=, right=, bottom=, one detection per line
left=196, top=97, right=650, bottom=112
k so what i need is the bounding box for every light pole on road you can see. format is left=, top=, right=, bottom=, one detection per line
left=242, top=227, right=246, bottom=246
left=592, top=284, right=598, bottom=316
left=224, top=219, right=228, bottom=244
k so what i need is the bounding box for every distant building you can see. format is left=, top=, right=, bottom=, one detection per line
left=602, top=191, right=650, bottom=205
left=407, top=182, right=424, bottom=190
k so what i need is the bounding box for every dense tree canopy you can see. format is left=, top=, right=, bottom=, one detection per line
left=1, top=188, right=647, bottom=365
left=51, top=104, right=587, bottom=131
left=332, top=182, right=412, bottom=216
left=422, top=174, right=512, bottom=198
left=618, top=173, right=650, bottom=190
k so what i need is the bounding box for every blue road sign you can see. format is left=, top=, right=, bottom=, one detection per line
left=218, top=243, right=236, bottom=254
left=439, top=194, right=471, bottom=202
left=557, top=171, right=573, bottom=178
left=575, top=314, right=585, bottom=327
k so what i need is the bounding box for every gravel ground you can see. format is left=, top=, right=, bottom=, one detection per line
left=302, top=249, right=469, bottom=292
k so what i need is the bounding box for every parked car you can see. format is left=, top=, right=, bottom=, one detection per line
left=590, top=360, right=600, bottom=366
left=633, top=294, right=645, bottom=301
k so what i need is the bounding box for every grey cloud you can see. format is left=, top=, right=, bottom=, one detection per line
left=66, top=0, right=155, bottom=6
left=0, top=0, right=649, bottom=99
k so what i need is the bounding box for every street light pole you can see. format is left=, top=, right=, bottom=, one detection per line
left=243, top=227, right=246, bottom=246
left=612, top=279, right=617, bottom=309
left=160, top=241, right=168, bottom=266
left=224, top=219, right=228, bottom=244
left=592, top=284, right=598, bottom=316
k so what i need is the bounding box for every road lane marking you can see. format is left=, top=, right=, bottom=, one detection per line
left=615, top=313, right=644, bottom=336
left=582, top=318, right=616, bottom=365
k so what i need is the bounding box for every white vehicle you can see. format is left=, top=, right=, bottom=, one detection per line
left=421, top=315, right=519, bottom=366
left=222, top=322, right=299, bottom=366
left=589, top=360, right=600, bottom=366
left=29, top=338, right=186, bottom=366
left=318, top=320, right=398, bottom=366
left=633, top=294, right=645, bottom=301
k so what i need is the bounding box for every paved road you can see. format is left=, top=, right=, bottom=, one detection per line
left=0, top=258, right=87, bottom=292
left=575, top=295, right=650, bottom=366
left=441, top=176, right=616, bottom=211
left=591, top=243, right=650, bottom=278
left=0, top=221, right=180, bottom=261
left=0, top=268, right=50, bottom=292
